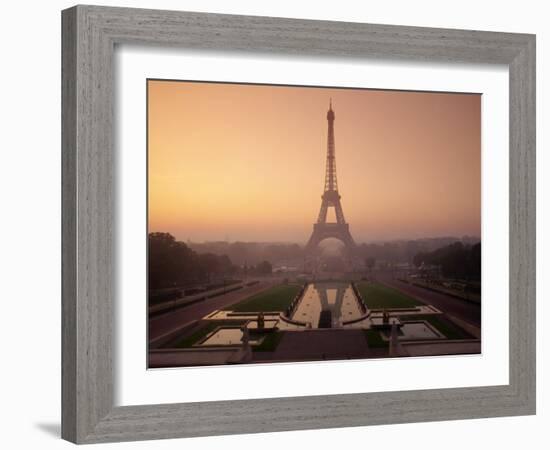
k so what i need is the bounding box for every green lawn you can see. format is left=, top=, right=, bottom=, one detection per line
left=364, top=329, right=388, bottom=348
left=173, top=321, right=287, bottom=351
left=226, top=284, right=302, bottom=312
left=253, top=331, right=285, bottom=352
left=357, top=282, right=421, bottom=309
left=399, top=314, right=471, bottom=340
left=173, top=320, right=245, bottom=348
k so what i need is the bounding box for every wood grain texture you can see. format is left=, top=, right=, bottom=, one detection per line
left=61, top=4, right=536, bottom=444
left=61, top=7, right=77, bottom=443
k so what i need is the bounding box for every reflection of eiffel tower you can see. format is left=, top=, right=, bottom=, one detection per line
left=313, top=283, right=346, bottom=328
left=314, top=282, right=347, bottom=328
left=305, top=101, right=356, bottom=257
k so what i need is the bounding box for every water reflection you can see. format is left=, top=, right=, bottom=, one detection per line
left=200, top=327, right=262, bottom=346
left=290, top=282, right=363, bottom=328
left=399, top=322, right=440, bottom=339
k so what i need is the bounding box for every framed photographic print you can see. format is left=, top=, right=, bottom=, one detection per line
left=62, top=5, right=536, bottom=444
left=147, top=80, right=483, bottom=366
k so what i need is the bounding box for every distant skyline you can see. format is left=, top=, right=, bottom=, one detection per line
left=180, top=235, right=481, bottom=246
left=148, top=80, right=481, bottom=243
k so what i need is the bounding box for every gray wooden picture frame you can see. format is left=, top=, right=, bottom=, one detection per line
left=61, top=4, right=536, bottom=444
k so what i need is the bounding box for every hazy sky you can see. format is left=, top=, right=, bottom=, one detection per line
left=148, top=80, right=481, bottom=243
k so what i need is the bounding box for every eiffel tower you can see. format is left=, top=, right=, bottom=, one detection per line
left=305, top=101, right=357, bottom=257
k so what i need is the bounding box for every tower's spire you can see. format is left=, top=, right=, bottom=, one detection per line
left=324, top=100, right=337, bottom=192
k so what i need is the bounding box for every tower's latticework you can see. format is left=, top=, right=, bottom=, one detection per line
left=305, top=101, right=356, bottom=256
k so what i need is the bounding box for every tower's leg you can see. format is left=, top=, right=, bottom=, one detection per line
left=334, top=200, right=346, bottom=224
left=317, top=200, right=329, bottom=224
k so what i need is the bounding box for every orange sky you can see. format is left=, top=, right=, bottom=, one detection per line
left=148, top=80, right=481, bottom=243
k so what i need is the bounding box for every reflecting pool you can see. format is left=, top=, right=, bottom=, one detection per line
left=379, top=321, right=442, bottom=340
left=199, top=327, right=263, bottom=346
left=399, top=322, right=441, bottom=339
left=290, top=282, right=364, bottom=328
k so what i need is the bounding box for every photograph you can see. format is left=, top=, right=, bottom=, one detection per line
left=1, top=1, right=541, bottom=447
left=147, top=80, right=482, bottom=368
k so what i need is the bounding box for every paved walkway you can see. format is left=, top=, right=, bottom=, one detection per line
left=402, top=340, right=481, bottom=356
left=377, top=274, right=481, bottom=328
left=149, top=282, right=246, bottom=315
left=149, top=348, right=241, bottom=368
left=149, top=281, right=273, bottom=345
left=259, top=329, right=372, bottom=361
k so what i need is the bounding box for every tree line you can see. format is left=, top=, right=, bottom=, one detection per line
left=413, top=241, right=481, bottom=280
left=148, top=233, right=272, bottom=289
left=188, top=240, right=302, bottom=266
left=357, top=236, right=480, bottom=265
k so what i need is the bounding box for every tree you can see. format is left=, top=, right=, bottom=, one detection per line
left=198, top=253, right=221, bottom=282
left=413, top=241, right=481, bottom=280
left=148, top=232, right=238, bottom=289
left=148, top=232, right=197, bottom=289
left=413, top=252, right=425, bottom=268
left=365, top=257, right=376, bottom=270
left=254, top=260, right=272, bottom=275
